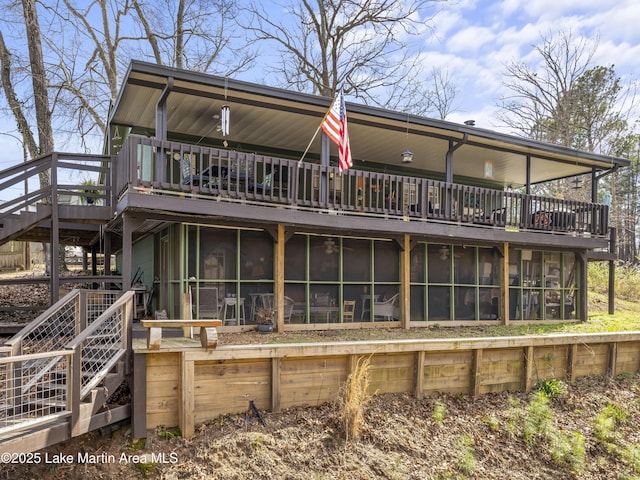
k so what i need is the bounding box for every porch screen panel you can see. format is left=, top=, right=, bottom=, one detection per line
left=309, top=236, right=339, bottom=282
left=240, top=230, right=273, bottom=280
left=428, top=245, right=451, bottom=283
left=428, top=286, right=450, bottom=321
left=343, top=238, right=372, bottom=322
left=563, top=253, right=579, bottom=319
left=410, top=285, right=425, bottom=321
left=343, top=238, right=371, bottom=282
left=186, top=225, right=198, bottom=279
left=284, top=235, right=306, bottom=281
left=200, top=228, right=237, bottom=280
left=454, top=247, right=475, bottom=285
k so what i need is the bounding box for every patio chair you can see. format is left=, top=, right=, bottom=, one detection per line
left=373, top=293, right=399, bottom=321
left=198, top=286, right=219, bottom=319
left=343, top=300, right=356, bottom=322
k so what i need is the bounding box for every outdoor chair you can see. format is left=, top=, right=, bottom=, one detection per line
left=343, top=300, right=356, bottom=322
left=373, top=293, right=400, bottom=321
left=197, top=286, right=219, bottom=319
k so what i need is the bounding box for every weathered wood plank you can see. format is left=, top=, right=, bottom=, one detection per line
left=616, top=342, right=640, bottom=373
left=141, top=333, right=640, bottom=433
left=179, top=354, right=195, bottom=439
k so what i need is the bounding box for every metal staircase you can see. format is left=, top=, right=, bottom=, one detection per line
left=0, top=289, right=134, bottom=453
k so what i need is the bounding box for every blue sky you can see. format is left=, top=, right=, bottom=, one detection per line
left=417, top=0, right=640, bottom=129
left=1, top=0, right=639, bottom=191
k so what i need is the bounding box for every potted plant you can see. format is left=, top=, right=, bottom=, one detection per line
left=255, top=308, right=274, bottom=333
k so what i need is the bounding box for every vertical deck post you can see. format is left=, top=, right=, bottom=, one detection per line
left=131, top=353, right=147, bottom=439
left=414, top=351, right=425, bottom=399
left=271, top=357, right=281, bottom=412
left=275, top=224, right=285, bottom=332
left=401, top=234, right=411, bottom=330
left=470, top=348, right=483, bottom=397
left=178, top=353, right=195, bottom=439
left=501, top=242, right=510, bottom=325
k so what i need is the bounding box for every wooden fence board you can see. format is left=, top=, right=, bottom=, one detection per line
left=616, top=342, right=640, bottom=374
left=529, top=345, right=569, bottom=383
left=574, top=343, right=610, bottom=377
left=369, top=353, right=414, bottom=394
left=137, top=333, right=640, bottom=437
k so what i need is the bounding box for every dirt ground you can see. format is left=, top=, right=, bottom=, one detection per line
left=3, top=270, right=640, bottom=479
left=1, top=374, right=639, bottom=480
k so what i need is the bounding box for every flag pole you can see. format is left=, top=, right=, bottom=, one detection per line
left=298, top=123, right=322, bottom=165
left=299, top=89, right=340, bottom=165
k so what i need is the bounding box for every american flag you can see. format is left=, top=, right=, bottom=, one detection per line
left=321, top=89, right=352, bottom=172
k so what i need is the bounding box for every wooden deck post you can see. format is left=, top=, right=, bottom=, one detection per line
left=523, top=346, right=534, bottom=392
left=69, top=345, right=82, bottom=437
left=501, top=242, right=510, bottom=325
left=608, top=342, right=618, bottom=377
left=271, top=357, right=281, bottom=412
left=414, top=351, right=425, bottom=399
left=401, top=234, right=411, bottom=330
left=470, top=348, right=483, bottom=397
left=275, top=224, right=285, bottom=332
left=178, top=353, right=195, bottom=439
left=567, top=344, right=578, bottom=382
left=131, top=353, right=147, bottom=439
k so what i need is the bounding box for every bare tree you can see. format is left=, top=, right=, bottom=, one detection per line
left=498, top=29, right=639, bottom=263
left=129, top=0, right=254, bottom=74
left=498, top=29, right=598, bottom=146
left=242, top=0, right=445, bottom=100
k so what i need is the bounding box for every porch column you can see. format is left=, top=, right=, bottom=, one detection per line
left=274, top=224, right=285, bottom=332
left=578, top=252, right=588, bottom=321
left=50, top=153, right=60, bottom=304
left=154, top=77, right=174, bottom=183
left=500, top=242, right=510, bottom=325
left=122, top=213, right=133, bottom=292
left=400, top=234, right=411, bottom=330
left=319, top=132, right=330, bottom=203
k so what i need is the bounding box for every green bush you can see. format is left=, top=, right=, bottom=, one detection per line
left=588, top=262, right=640, bottom=301
left=535, top=379, right=568, bottom=401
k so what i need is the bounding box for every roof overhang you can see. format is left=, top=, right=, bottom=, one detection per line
left=109, top=61, right=630, bottom=188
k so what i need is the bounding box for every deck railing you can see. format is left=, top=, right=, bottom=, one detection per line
left=116, top=136, right=609, bottom=237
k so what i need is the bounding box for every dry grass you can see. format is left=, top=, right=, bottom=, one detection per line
left=337, top=355, right=375, bottom=442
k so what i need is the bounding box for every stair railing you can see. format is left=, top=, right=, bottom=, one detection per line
left=65, top=291, right=134, bottom=436
left=0, top=349, right=72, bottom=435
left=4, top=289, right=121, bottom=357
left=65, top=290, right=134, bottom=400
left=0, top=290, right=133, bottom=439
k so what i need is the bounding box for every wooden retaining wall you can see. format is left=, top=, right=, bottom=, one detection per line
left=132, top=332, right=640, bottom=439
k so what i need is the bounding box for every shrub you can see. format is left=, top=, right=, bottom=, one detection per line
left=535, top=379, right=568, bottom=401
